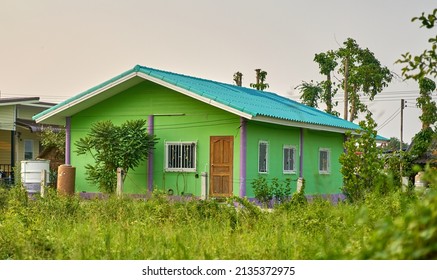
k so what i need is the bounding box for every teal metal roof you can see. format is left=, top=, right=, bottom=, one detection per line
left=34, top=65, right=367, bottom=133
left=135, top=65, right=361, bottom=131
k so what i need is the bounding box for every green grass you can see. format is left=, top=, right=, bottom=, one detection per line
left=0, top=185, right=436, bottom=260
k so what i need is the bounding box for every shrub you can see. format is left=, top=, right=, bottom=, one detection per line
left=251, top=177, right=293, bottom=207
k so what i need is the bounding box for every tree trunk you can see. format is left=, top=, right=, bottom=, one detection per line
left=349, top=96, right=356, bottom=122
left=326, top=73, right=333, bottom=114
left=343, top=58, right=349, bottom=120
left=255, top=69, right=260, bottom=86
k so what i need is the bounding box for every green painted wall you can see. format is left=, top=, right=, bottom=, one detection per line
left=70, top=79, right=345, bottom=197
left=302, top=129, right=344, bottom=195
left=244, top=122, right=344, bottom=196
left=70, top=80, right=241, bottom=195
left=245, top=121, right=301, bottom=197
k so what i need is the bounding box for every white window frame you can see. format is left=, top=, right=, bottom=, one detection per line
left=165, top=141, right=197, bottom=172
left=319, top=148, right=331, bottom=174
left=283, top=145, right=297, bottom=174
left=258, top=140, right=269, bottom=174
left=24, top=139, right=34, bottom=160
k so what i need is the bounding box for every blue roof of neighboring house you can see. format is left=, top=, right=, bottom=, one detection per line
left=33, top=65, right=388, bottom=140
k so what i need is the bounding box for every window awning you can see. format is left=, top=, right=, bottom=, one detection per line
left=15, top=118, right=63, bottom=133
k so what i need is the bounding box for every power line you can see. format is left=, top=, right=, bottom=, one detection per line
left=377, top=109, right=401, bottom=131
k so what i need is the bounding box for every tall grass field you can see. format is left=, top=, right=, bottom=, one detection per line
left=0, top=184, right=436, bottom=260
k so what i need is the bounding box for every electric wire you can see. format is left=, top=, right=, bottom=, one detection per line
left=377, top=110, right=402, bottom=131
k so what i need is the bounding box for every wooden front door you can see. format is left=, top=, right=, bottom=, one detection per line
left=210, top=136, right=233, bottom=197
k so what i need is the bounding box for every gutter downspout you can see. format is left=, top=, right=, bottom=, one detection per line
left=147, top=115, right=154, bottom=193
left=11, top=106, right=16, bottom=174
left=239, top=117, right=247, bottom=197
left=65, top=117, right=71, bottom=165
left=10, top=131, right=15, bottom=170
left=299, top=128, right=304, bottom=178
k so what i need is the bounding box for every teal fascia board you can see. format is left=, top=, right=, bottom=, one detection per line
left=33, top=67, right=137, bottom=121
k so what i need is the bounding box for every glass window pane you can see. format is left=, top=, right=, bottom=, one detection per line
left=319, top=150, right=329, bottom=172
left=259, top=142, right=267, bottom=173
left=283, top=147, right=295, bottom=172
left=24, top=140, right=33, bottom=160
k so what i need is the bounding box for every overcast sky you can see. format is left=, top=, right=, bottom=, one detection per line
left=0, top=0, right=436, bottom=142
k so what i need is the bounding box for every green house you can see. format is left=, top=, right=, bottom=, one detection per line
left=34, top=65, right=367, bottom=199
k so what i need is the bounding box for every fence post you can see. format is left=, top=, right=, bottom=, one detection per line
left=40, top=169, right=47, bottom=198
left=117, top=168, right=124, bottom=197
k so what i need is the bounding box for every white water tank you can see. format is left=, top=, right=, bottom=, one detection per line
left=21, top=160, right=50, bottom=193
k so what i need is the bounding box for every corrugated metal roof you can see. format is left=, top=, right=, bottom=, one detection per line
left=136, top=65, right=361, bottom=131
left=34, top=65, right=377, bottom=135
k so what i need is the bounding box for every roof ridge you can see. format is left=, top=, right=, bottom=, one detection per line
left=137, top=65, right=279, bottom=95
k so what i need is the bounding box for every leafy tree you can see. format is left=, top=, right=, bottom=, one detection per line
left=397, top=9, right=437, bottom=130
left=340, top=113, right=386, bottom=202
left=298, top=38, right=392, bottom=121
left=233, top=71, right=243, bottom=86
left=397, top=9, right=437, bottom=80
left=380, top=137, right=408, bottom=153
left=294, top=80, right=322, bottom=108
left=75, top=119, right=158, bottom=193
left=417, top=77, right=437, bottom=130
left=396, top=9, right=437, bottom=174
left=39, top=127, right=66, bottom=159
left=314, top=50, right=339, bottom=116
left=337, top=38, right=393, bottom=121
left=250, top=69, right=269, bottom=91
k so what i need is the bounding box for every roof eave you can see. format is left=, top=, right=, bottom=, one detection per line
left=0, top=97, right=40, bottom=106
left=252, top=115, right=359, bottom=134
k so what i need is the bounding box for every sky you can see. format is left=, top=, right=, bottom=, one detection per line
left=0, top=0, right=436, bottom=143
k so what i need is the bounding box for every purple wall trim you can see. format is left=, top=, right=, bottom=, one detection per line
left=299, top=127, right=304, bottom=178
left=239, top=117, right=247, bottom=197
left=147, top=115, right=154, bottom=193
left=65, top=116, right=71, bottom=165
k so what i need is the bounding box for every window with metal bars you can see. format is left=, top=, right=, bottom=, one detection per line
left=165, top=141, right=197, bottom=172
left=283, top=145, right=296, bottom=173
left=258, top=141, right=268, bottom=173
left=319, top=148, right=331, bottom=174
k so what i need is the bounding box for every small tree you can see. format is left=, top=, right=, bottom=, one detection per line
left=75, top=119, right=158, bottom=193
left=314, top=50, right=339, bottom=116
left=340, top=113, right=385, bottom=202
left=233, top=71, right=243, bottom=86
left=295, top=80, right=323, bottom=108
left=250, top=69, right=269, bottom=91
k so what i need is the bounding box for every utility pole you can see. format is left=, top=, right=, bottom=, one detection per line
left=400, top=99, right=406, bottom=179
left=400, top=99, right=404, bottom=153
